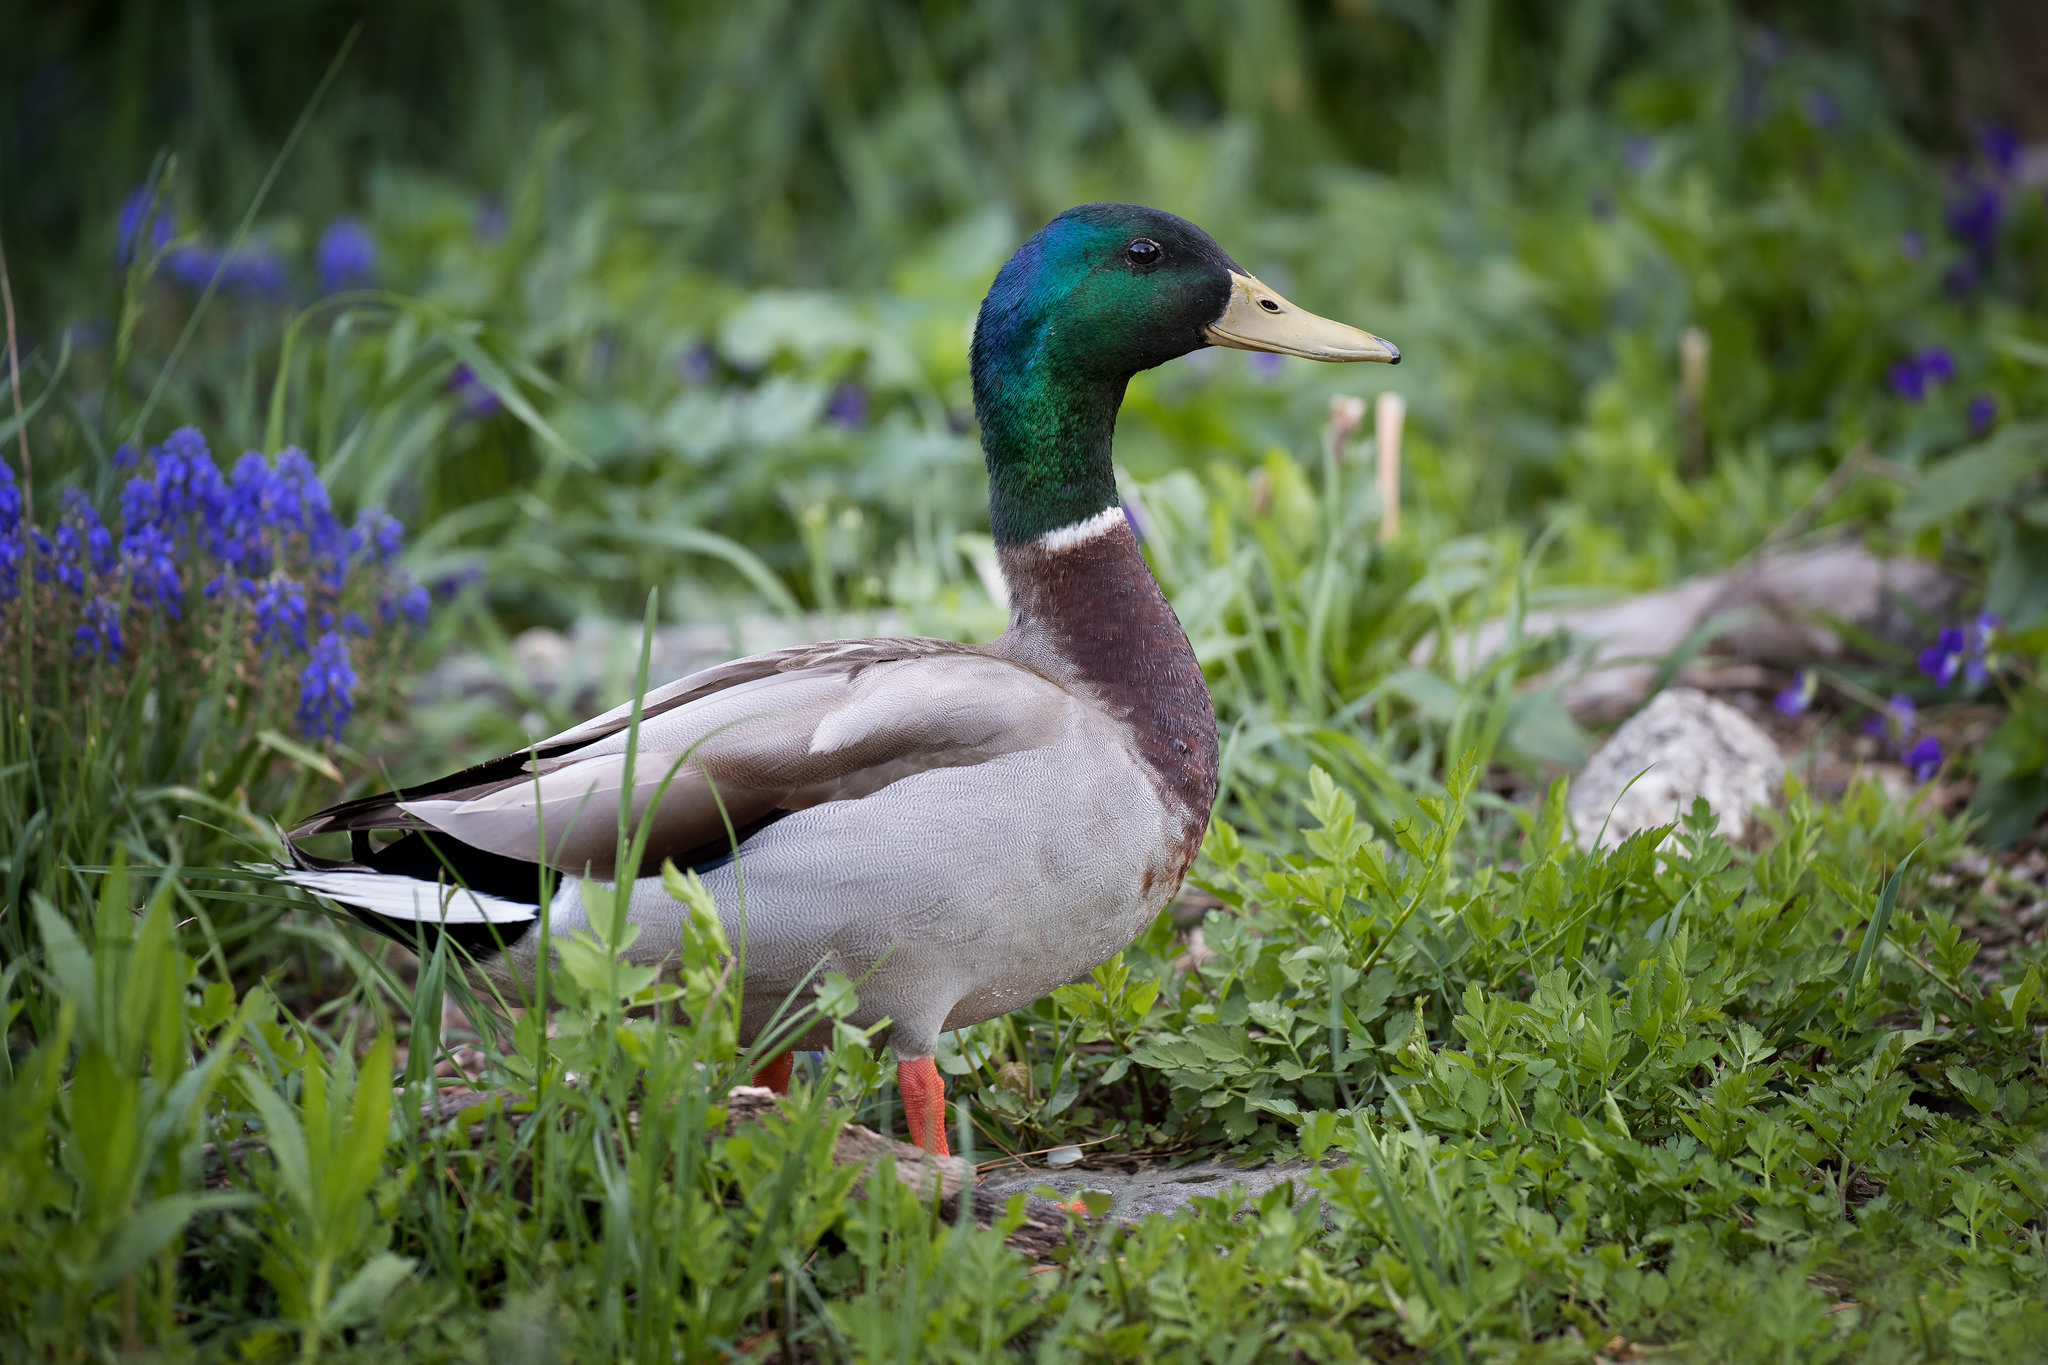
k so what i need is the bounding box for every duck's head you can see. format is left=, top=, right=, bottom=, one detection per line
left=972, top=202, right=1399, bottom=546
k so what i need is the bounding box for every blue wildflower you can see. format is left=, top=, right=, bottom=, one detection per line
left=1889, top=348, right=1956, bottom=404
left=73, top=596, right=123, bottom=661
left=222, top=244, right=289, bottom=297
left=1798, top=90, right=1839, bottom=129
left=379, top=578, right=431, bottom=627
left=825, top=381, right=868, bottom=429
left=1623, top=135, right=1654, bottom=172
left=49, top=489, right=113, bottom=595
left=115, top=186, right=175, bottom=266
left=122, top=522, right=183, bottom=618
left=0, top=460, right=22, bottom=600
left=164, top=245, right=223, bottom=292
left=1920, top=617, right=1999, bottom=688
left=1861, top=693, right=1916, bottom=743
left=1903, top=735, right=1943, bottom=783
left=315, top=216, right=376, bottom=293
left=1919, top=626, right=1966, bottom=685
left=1969, top=393, right=1998, bottom=433
left=1887, top=359, right=1925, bottom=403
left=1774, top=669, right=1817, bottom=716
left=353, top=506, right=405, bottom=565
left=1249, top=351, right=1283, bottom=379
left=475, top=200, right=507, bottom=243
left=297, top=631, right=357, bottom=741
left=1981, top=125, right=2020, bottom=177
left=1947, top=181, right=2002, bottom=257
left=448, top=364, right=504, bottom=421
left=1898, top=230, right=1925, bottom=261
left=677, top=343, right=717, bottom=385
left=340, top=611, right=370, bottom=637
left=252, top=577, right=310, bottom=654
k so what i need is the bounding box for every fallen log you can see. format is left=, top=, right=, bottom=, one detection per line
left=1425, top=534, right=1958, bottom=718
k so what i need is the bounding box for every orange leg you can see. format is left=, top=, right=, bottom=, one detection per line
left=752, top=1050, right=795, bottom=1095
left=896, top=1056, right=951, bottom=1155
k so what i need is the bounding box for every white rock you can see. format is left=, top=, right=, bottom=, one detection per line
left=1568, top=687, right=1784, bottom=850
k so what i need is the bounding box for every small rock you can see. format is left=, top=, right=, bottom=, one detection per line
left=1568, top=687, right=1784, bottom=850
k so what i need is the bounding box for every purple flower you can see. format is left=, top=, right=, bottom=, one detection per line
left=1903, top=735, right=1943, bottom=782
left=252, top=577, right=310, bottom=655
left=378, top=577, right=431, bottom=627
left=1946, top=180, right=2002, bottom=258
left=1920, top=617, right=1998, bottom=689
left=1862, top=693, right=1916, bottom=743
left=825, top=381, right=868, bottom=429
left=115, top=185, right=175, bottom=266
left=164, top=245, right=222, bottom=292
left=475, top=200, right=507, bottom=243
left=46, top=489, right=113, bottom=596
left=221, top=244, right=289, bottom=297
left=1799, top=90, right=1840, bottom=129
left=315, top=216, right=376, bottom=293
left=122, top=522, right=184, bottom=618
left=1920, top=626, right=1966, bottom=685
left=1889, top=349, right=1957, bottom=403
left=676, top=343, right=717, bottom=385
left=1623, top=135, right=1654, bottom=172
left=352, top=506, right=404, bottom=565
left=1981, top=125, right=2020, bottom=176
left=1250, top=351, right=1284, bottom=380
left=1774, top=668, right=1817, bottom=716
left=448, top=364, right=503, bottom=422
left=1122, top=501, right=1146, bottom=545
left=1899, top=230, right=1926, bottom=261
left=297, top=631, right=357, bottom=741
left=1888, top=359, right=1927, bottom=403
left=0, top=460, right=23, bottom=600
left=1968, top=393, right=1998, bottom=433
left=73, top=596, right=123, bottom=661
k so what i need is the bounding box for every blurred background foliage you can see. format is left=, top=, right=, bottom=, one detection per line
left=2, top=0, right=2042, bottom=615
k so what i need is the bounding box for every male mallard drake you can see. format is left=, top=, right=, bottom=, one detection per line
left=284, top=203, right=1397, bottom=1153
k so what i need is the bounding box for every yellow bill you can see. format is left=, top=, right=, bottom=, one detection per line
left=1204, top=272, right=1400, bottom=363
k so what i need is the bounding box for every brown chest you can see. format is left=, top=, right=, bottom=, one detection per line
left=994, top=521, right=1219, bottom=871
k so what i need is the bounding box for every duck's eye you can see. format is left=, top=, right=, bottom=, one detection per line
left=1258, top=298, right=1283, bottom=313
left=1125, top=238, right=1162, bottom=266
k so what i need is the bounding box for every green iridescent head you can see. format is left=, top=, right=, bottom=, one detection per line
left=970, top=203, right=1398, bottom=546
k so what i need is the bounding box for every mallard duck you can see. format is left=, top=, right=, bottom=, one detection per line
left=285, top=203, right=1398, bottom=1153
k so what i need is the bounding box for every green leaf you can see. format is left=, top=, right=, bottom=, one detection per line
left=94, top=1193, right=253, bottom=1293
left=1894, top=424, right=2046, bottom=530
left=1845, top=844, right=1921, bottom=1006
left=322, top=1252, right=417, bottom=1330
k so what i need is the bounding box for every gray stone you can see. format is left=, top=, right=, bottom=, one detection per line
left=976, top=1158, right=1317, bottom=1222
left=1568, top=686, right=1784, bottom=850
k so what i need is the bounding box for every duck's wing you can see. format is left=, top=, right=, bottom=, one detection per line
left=290, top=637, right=1074, bottom=880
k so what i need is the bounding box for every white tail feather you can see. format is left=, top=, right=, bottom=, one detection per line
left=280, top=870, right=540, bottom=925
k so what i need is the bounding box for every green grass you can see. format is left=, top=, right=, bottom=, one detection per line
left=4, top=2, right=2048, bottom=1359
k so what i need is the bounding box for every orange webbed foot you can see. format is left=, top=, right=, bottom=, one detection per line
left=896, top=1056, right=950, bottom=1155
left=753, top=1050, right=794, bottom=1095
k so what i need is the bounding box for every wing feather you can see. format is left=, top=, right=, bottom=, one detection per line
left=293, top=643, right=1073, bottom=878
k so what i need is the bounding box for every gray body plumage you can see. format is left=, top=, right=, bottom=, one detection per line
left=286, top=607, right=1197, bottom=1061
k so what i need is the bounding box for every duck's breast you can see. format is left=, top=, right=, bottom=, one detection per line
left=693, top=701, right=1177, bottom=1053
